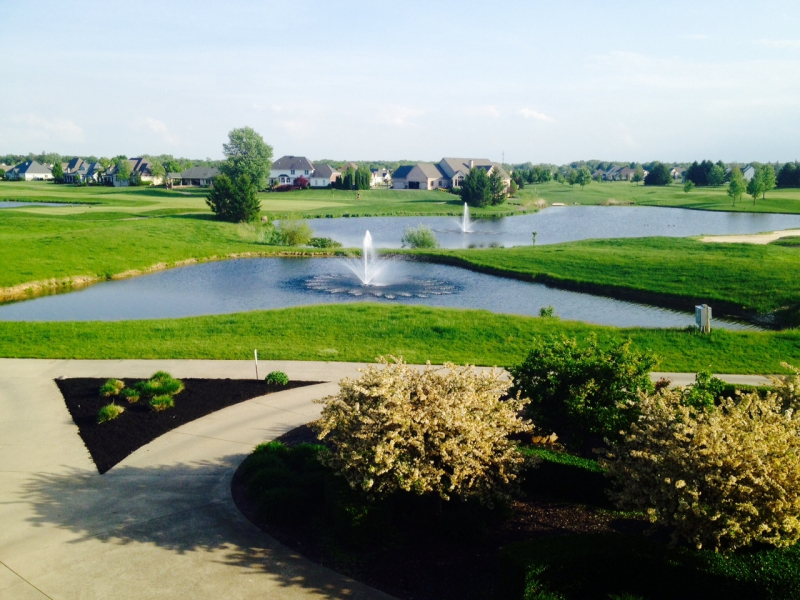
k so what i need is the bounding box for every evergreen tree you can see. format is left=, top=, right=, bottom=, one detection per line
left=489, top=167, right=507, bottom=204
left=206, top=174, right=261, bottom=222
left=355, top=166, right=371, bottom=190
left=777, top=162, right=800, bottom=188
left=644, top=162, right=671, bottom=186
left=460, top=168, right=492, bottom=207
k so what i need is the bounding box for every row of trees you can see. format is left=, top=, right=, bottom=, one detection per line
left=724, top=165, right=776, bottom=204
left=333, top=165, right=371, bottom=190
left=206, top=126, right=273, bottom=222
left=460, top=167, right=508, bottom=207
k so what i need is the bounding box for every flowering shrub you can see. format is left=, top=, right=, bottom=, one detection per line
left=603, top=388, right=800, bottom=552
left=314, top=357, right=534, bottom=502
left=771, top=362, right=800, bottom=411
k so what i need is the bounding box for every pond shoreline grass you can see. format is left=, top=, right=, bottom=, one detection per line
left=1, top=304, right=798, bottom=374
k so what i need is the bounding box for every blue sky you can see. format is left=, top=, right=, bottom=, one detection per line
left=2, top=0, right=799, bottom=163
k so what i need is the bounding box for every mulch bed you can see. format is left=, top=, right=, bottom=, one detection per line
left=232, top=424, right=648, bottom=600
left=56, top=378, right=321, bottom=474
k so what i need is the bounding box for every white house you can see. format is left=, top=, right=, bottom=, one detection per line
left=63, top=158, right=104, bottom=184
left=310, top=164, right=340, bottom=188
left=370, top=168, right=391, bottom=187
left=269, top=156, right=314, bottom=186
left=742, top=165, right=756, bottom=181
left=5, top=161, right=53, bottom=181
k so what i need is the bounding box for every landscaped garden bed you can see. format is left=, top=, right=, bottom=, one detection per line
left=57, top=376, right=320, bottom=473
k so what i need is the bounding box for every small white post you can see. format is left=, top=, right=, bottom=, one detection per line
left=254, top=349, right=259, bottom=380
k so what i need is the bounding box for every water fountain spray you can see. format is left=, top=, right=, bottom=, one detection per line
left=344, top=230, right=386, bottom=285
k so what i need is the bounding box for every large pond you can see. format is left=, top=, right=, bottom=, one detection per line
left=0, top=201, right=70, bottom=208
left=308, top=206, right=800, bottom=248
left=0, top=257, right=754, bottom=330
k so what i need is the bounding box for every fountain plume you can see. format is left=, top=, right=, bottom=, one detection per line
left=459, top=203, right=473, bottom=233
left=345, top=230, right=386, bottom=285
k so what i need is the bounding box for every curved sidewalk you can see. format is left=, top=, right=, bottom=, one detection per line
left=0, top=359, right=771, bottom=599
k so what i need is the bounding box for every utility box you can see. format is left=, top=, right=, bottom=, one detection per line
left=695, top=304, right=712, bottom=334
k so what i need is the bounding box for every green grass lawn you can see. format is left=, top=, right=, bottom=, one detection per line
left=518, top=180, right=800, bottom=214
left=412, top=237, right=800, bottom=320
left=1, top=304, right=798, bottom=373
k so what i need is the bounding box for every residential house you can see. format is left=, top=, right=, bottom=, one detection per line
left=370, top=168, right=391, bottom=187
left=670, top=167, right=686, bottom=181
left=269, top=155, right=314, bottom=186
left=5, top=160, right=53, bottom=181
left=310, top=164, right=340, bottom=188
left=604, top=166, right=624, bottom=181
left=339, top=162, right=359, bottom=174
left=742, top=165, right=756, bottom=181
left=172, top=166, right=219, bottom=187
left=392, top=158, right=511, bottom=191
left=102, top=157, right=160, bottom=186
left=63, top=158, right=104, bottom=184
left=617, top=167, right=637, bottom=181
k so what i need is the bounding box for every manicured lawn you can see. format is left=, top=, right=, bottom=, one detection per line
left=413, top=237, right=800, bottom=319
left=1, top=304, right=798, bottom=373
left=518, top=180, right=800, bottom=214
left=0, top=212, right=343, bottom=289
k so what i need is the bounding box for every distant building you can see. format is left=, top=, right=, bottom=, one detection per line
left=392, top=158, right=510, bottom=191
left=102, top=157, right=160, bottom=186
left=670, top=167, right=686, bottom=181
left=370, top=168, right=391, bottom=187
left=742, top=165, right=756, bottom=182
left=63, top=158, right=103, bottom=184
left=5, top=160, right=53, bottom=181
left=269, top=155, right=314, bottom=186
left=310, top=164, right=340, bottom=188
left=171, top=166, right=219, bottom=187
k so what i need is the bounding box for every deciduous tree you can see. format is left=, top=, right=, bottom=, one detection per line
left=576, top=166, right=592, bottom=189
left=51, top=161, right=64, bottom=184
left=220, top=126, right=273, bottom=190
left=758, top=164, right=776, bottom=199
left=727, top=167, right=746, bottom=204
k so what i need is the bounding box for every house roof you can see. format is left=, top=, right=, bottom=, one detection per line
left=392, top=165, right=414, bottom=180
left=180, top=166, right=219, bottom=179
left=11, top=160, right=52, bottom=175
left=312, top=164, right=339, bottom=178
left=64, top=157, right=85, bottom=173
left=339, top=162, right=359, bottom=172
left=105, top=157, right=153, bottom=177
left=272, top=155, right=314, bottom=171
left=411, top=163, right=446, bottom=180
left=438, top=157, right=494, bottom=178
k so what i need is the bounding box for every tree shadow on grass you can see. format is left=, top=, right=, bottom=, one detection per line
left=17, top=454, right=387, bottom=599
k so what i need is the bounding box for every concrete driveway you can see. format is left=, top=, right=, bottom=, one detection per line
left=0, top=359, right=394, bottom=600
left=0, top=359, right=771, bottom=599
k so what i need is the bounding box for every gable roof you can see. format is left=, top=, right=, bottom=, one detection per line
left=410, top=163, right=446, bottom=180
left=272, top=155, right=314, bottom=171
left=311, top=164, right=339, bottom=178
left=180, top=166, right=219, bottom=179
left=438, top=157, right=494, bottom=178
left=65, top=157, right=85, bottom=173
left=11, top=160, right=52, bottom=175
left=392, top=165, right=414, bottom=180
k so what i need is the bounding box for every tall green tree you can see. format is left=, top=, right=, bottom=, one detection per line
left=149, top=160, right=166, bottom=185
left=683, top=180, right=695, bottom=194
left=576, top=166, right=592, bottom=189
left=644, top=162, right=671, bottom=186
left=631, top=166, right=644, bottom=185
left=206, top=173, right=260, bottom=222
left=489, top=167, right=507, bottom=204
left=51, top=162, right=64, bottom=183
left=114, top=158, right=132, bottom=184
left=460, top=168, right=492, bottom=207
left=355, top=166, right=371, bottom=190
left=708, top=164, right=725, bottom=186
left=220, top=126, right=273, bottom=190
left=758, top=164, right=776, bottom=199
left=727, top=168, right=746, bottom=204
left=339, top=166, right=356, bottom=190
left=566, top=169, right=578, bottom=189
left=747, top=173, right=764, bottom=204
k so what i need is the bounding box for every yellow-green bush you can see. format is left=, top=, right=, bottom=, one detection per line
left=99, top=378, right=125, bottom=397
left=603, top=388, right=800, bottom=552
left=314, top=357, right=534, bottom=503
left=97, top=402, right=124, bottom=424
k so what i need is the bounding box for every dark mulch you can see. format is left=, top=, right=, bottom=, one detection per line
left=56, top=378, right=321, bottom=474
left=232, top=424, right=648, bottom=600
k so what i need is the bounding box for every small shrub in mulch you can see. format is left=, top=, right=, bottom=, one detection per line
left=57, top=377, right=320, bottom=474
left=265, top=371, right=289, bottom=386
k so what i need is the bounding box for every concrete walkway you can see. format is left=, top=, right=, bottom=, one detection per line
left=0, top=359, right=773, bottom=599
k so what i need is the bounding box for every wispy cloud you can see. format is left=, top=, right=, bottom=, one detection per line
left=13, top=114, right=85, bottom=143
left=758, top=39, right=800, bottom=49
left=137, top=117, right=178, bottom=144
left=519, top=108, right=554, bottom=122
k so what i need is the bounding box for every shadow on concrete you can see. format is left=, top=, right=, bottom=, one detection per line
left=18, top=454, right=386, bottom=599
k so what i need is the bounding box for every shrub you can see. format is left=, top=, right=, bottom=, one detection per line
left=308, top=237, right=342, bottom=248
left=509, top=336, right=657, bottom=446
left=120, top=387, right=140, bottom=403
left=149, top=394, right=175, bottom=411
left=99, top=379, right=125, bottom=397
left=401, top=224, right=439, bottom=248
left=277, top=218, right=313, bottom=246
left=314, top=357, right=534, bottom=503
left=538, top=305, right=555, bottom=318
left=98, top=402, right=124, bottom=424
left=770, top=362, right=800, bottom=411
left=603, top=388, right=800, bottom=552
left=264, top=371, right=289, bottom=386
left=680, top=370, right=726, bottom=410
left=133, top=371, right=184, bottom=400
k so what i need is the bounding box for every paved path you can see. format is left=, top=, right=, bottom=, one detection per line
left=0, top=359, right=773, bottom=599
